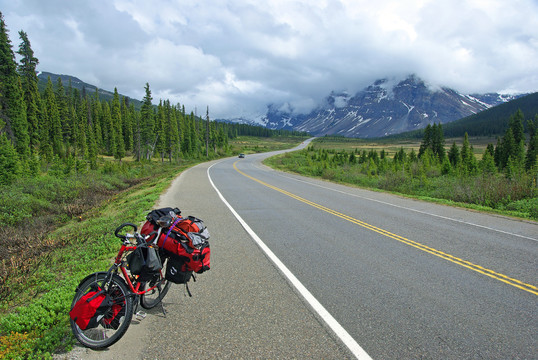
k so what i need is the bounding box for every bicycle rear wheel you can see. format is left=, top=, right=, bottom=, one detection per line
left=140, top=257, right=171, bottom=309
left=70, top=272, right=133, bottom=349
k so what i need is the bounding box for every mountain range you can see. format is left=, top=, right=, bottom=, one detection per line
left=38, top=71, right=527, bottom=138
left=253, top=75, right=523, bottom=138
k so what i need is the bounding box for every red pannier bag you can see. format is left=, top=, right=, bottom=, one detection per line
left=100, top=287, right=126, bottom=330
left=141, top=208, right=211, bottom=274
left=69, top=284, right=113, bottom=330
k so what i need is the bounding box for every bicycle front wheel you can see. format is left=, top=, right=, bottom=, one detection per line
left=70, top=272, right=134, bottom=349
left=140, top=257, right=171, bottom=309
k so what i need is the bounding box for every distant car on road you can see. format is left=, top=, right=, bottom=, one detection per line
left=238, top=153, right=245, bottom=158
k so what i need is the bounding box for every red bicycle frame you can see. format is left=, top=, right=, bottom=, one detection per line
left=113, top=242, right=162, bottom=295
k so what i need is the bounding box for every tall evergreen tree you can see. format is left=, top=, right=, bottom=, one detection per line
left=55, top=77, right=71, bottom=147
left=91, top=88, right=103, bottom=150
left=205, top=106, right=210, bottom=157
left=166, top=100, right=180, bottom=161
left=17, top=30, right=40, bottom=155
left=75, top=96, right=88, bottom=159
left=509, top=109, right=525, bottom=145
left=111, top=88, right=125, bottom=160
left=0, top=13, right=29, bottom=157
left=139, top=83, right=154, bottom=160
left=418, top=124, right=432, bottom=159
left=101, top=102, right=115, bottom=156
left=188, top=112, right=198, bottom=154
left=447, top=141, right=460, bottom=167
left=84, top=95, right=98, bottom=168
left=525, top=116, right=538, bottom=171
left=0, top=132, right=21, bottom=184
left=42, top=77, right=64, bottom=159
left=432, top=123, right=445, bottom=160
left=460, top=132, right=474, bottom=174
left=121, top=96, right=133, bottom=153
left=499, top=128, right=515, bottom=170
left=155, top=100, right=166, bottom=162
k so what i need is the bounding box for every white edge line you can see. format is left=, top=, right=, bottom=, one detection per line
left=207, top=162, right=372, bottom=360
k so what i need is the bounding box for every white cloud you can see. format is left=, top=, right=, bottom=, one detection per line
left=2, top=0, right=537, bottom=119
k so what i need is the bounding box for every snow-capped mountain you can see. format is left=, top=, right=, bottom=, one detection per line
left=258, top=75, right=521, bottom=138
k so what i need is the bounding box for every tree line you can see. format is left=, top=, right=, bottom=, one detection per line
left=0, top=12, right=306, bottom=185
left=416, top=110, right=538, bottom=178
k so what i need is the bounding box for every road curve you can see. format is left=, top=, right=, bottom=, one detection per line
left=62, top=140, right=537, bottom=359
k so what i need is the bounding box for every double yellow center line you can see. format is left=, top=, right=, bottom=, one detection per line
left=234, top=162, right=537, bottom=296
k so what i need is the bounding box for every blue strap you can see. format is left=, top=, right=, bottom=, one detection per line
left=162, top=217, right=182, bottom=249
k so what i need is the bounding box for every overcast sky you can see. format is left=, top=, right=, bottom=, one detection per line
left=3, top=0, right=538, bottom=119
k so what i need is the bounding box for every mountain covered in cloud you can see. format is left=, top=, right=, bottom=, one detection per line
left=248, top=75, right=521, bottom=138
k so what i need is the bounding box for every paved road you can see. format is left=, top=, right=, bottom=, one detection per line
left=64, top=141, right=537, bottom=359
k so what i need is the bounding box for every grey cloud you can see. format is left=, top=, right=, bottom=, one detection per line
left=3, top=0, right=537, bottom=119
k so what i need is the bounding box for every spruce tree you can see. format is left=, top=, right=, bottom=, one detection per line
left=166, top=100, right=180, bottom=161
left=418, top=124, right=432, bottom=158
left=480, top=150, right=497, bottom=175
left=76, top=96, right=88, bottom=159
left=84, top=95, right=97, bottom=168
left=460, top=132, right=474, bottom=174
left=0, top=132, right=21, bottom=184
left=121, top=96, right=133, bottom=152
left=188, top=112, right=198, bottom=154
left=432, top=123, right=445, bottom=160
left=91, top=89, right=103, bottom=149
left=17, top=30, right=40, bottom=155
left=509, top=109, right=525, bottom=145
left=139, top=83, right=154, bottom=160
left=111, top=88, right=125, bottom=161
left=525, top=116, right=537, bottom=171
left=500, top=128, right=515, bottom=169
left=205, top=106, right=210, bottom=157
left=155, top=100, right=166, bottom=162
left=55, top=77, right=71, bottom=147
left=447, top=141, right=460, bottom=167
left=102, top=102, right=115, bottom=156
left=0, top=13, right=29, bottom=158
left=42, top=77, right=64, bottom=159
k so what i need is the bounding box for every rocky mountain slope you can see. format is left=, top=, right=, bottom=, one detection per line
left=261, top=75, right=520, bottom=138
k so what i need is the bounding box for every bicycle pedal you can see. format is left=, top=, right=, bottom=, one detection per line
left=135, top=311, right=147, bottom=320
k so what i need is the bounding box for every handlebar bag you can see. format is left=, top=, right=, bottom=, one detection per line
left=69, top=284, right=113, bottom=330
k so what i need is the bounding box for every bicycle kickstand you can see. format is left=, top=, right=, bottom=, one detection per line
left=157, top=283, right=167, bottom=318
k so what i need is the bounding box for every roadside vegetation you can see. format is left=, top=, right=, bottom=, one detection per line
left=266, top=113, right=538, bottom=220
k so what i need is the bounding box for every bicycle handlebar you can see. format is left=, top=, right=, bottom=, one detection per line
left=114, top=223, right=138, bottom=240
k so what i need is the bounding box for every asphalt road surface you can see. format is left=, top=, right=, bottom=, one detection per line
left=63, top=140, right=537, bottom=359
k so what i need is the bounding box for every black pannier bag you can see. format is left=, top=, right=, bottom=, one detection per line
left=127, top=243, right=162, bottom=281
left=165, top=255, right=193, bottom=284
